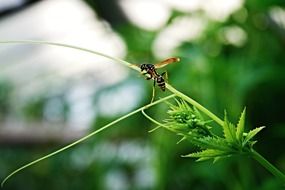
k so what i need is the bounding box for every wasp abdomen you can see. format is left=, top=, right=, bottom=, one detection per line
left=156, top=76, right=166, bottom=91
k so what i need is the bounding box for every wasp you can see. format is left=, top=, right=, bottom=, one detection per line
left=140, top=57, right=180, bottom=102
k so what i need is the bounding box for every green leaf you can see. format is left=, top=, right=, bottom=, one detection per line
left=183, top=149, right=231, bottom=162
left=236, top=108, right=246, bottom=142
left=213, top=157, right=222, bottom=163
left=177, top=136, right=186, bottom=144
left=196, top=157, right=212, bottom=162
left=213, top=154, right=232, bottom=164
left=191, top=136, right=231, bottom=151
left=243, top=126, right=265, bottom=146
left=193, top=106, right=204, bottom=120
left=223, top=111, right=237, bottom=143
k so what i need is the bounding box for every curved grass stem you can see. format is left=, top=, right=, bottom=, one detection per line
left=141, top=110, right=181, bottom=135
left=0, top=40, right=140, bottom=72
left=1, top=94, right=176, bottom=187
left=0, top=40, right=223, bottom=127
left=0, top=41, right=223, bottom=177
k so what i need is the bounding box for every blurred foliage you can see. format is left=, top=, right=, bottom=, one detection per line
left=22, top=96, right=46, bottom=121
left=22, top=94, right=69, bottom=122
left=1, top=0, right=285, bottom=190
left=0, top=80, right=13, bottom=119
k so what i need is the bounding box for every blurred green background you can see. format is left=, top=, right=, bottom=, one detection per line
left=0, top=0, right=285, bottom=189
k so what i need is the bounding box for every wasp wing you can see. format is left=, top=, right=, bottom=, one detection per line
left=154, top=57, right=180, bottom=69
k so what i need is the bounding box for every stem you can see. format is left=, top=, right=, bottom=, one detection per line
left=0, top=40, right=140, bottom=72
left=142, top=110, right=188, bottom=137
left=141, top=110, right=163, bottom=127
left=166, top=83, right=224, bottom=127
left=0, top=40, right=224, bottom=128
left=251, top=149, right=285, bottom=183
left=1, top=94, right=176, bottom=187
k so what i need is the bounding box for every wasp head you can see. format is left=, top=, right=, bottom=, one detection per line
left=140, top=64, right=156, bottom=80
left=140, top=64, right=154, bottom=71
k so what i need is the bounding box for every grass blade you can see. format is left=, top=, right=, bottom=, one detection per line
left=1, top=94, right=175, bottom=187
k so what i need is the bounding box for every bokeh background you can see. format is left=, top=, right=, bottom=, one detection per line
left=0, top=0, right=285, bottom=189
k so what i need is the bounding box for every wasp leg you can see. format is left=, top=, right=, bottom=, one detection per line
left=161, top=71, right=168, bottom=82
left=146, top=76, right=152, bottom=80
left=143, top=73, right=152, bottom=80
left=150, top=79, right=156, bottom=103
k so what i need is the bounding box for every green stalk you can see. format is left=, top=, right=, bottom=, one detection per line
left=1, top=94, right=176, bottom=187
left=141, top=110, right=176, bottom=134
left=0, top=40, right=140, bottom=72
left=0, top=41, right=223, bottom=126
left=251, top=149, right=285, bottom=183
left=166, top=83, right=224, bottom=127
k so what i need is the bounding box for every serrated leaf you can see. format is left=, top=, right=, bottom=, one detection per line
left=213, top=155, right=233, bottom=163
left=148, top=126, right=161, bottom=133
left=183, top=149, right=232, bottom=162
left=191, top=136, right=231, bottom=151
left=223, top=111, right=237, bottom=143
left=243, top=126, right=265, bottom=146
left=236, top=108, right=246, bottom=142
left=213, top=156, right=221, bottom=163
left=193, top=106, right=204, bottom=120
left=184, top=149, right=230, bottom=159
left=177, top=136, right=186, bottom=144
left=196, top=157, right=212, bottom=162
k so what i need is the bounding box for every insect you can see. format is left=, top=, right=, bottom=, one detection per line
left=140, top=57, right=180, bottom=102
